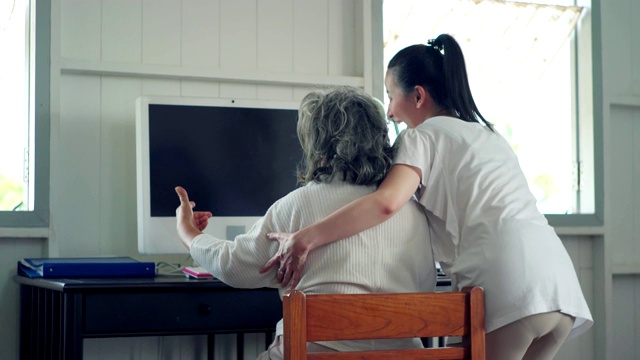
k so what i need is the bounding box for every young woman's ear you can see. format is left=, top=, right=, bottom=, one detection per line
left=413, top=85, right=428, bottom=109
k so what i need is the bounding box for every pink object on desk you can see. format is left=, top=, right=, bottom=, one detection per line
left=182, top=266, right=214, bottom=279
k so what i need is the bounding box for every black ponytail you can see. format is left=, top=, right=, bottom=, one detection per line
left=435, top=34, right=494, bottom=131
left=387, top=34, right=494, bottom=132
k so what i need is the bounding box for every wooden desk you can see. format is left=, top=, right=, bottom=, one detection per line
left=14, top=275, right=282, bottom=360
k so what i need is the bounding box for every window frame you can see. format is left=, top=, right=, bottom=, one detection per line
left=546, top=0, right=603, bottom=228
left=375, top=0, right=603, bottom=229
left=0, top=0, right=50, bottom=229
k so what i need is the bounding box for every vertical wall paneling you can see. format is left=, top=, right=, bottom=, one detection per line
left=219, top=1, right=258, bottom=99
left=142, top=78, right=181, bottom=97
left=631, top=0, right=640, bottom=96
left=256, top=0, right=295, bottom=100
left=56, top=75, right=102, bottom=255
left=293, top=0, right=329, bottom=75
left=0, top=239, right=46, bottom=360
left=0, top=241, right=18, bottom=359
left=555, top=236, right=595, bottom=360
left=181, top=0, right=220, bottom=68
left=257, top=0, right=294, bottom=73
left=328, top=0, right=356, bottom=77
left=293, top=85, right=325, bottom=102
left=354, top=0, right=366, bottom=80
left=60, top=0, right=101, bottom=60
left=609, top=105, right=639, bottom=268
left=612, top=276, right=640, bottom=359
left=361, top=0, right=375, bottom=97
left=219, top=0, right=258, bottom=71
left=142, top=0, right=181, bottom=65
left=180, top=0, right=222, bottom=97
left=600, top=1, right=632, bottom=96
left=602, top=17, right=640, bottom=358
left=180, top=80, right=221, bottom=98
left=102, top=0, right=143, bottom=63
left=99, top=77, right=143, bottom=255
left=636, top=277, right=640, bottom=358
left=577, top=238, right=595, bottom=360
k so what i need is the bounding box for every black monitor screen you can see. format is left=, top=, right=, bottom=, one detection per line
left=148, top=104, right=302, bottom=216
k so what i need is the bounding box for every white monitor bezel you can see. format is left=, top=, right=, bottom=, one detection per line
left=135, top=96, right=300, bottom=254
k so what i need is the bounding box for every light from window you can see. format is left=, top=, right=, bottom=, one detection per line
left=383, top=0, right=588, bottom=215
left=0, top=0, right=30, bottom=211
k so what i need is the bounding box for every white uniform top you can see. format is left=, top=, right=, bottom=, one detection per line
left=394, top=116, right=593, bottom=337
left=190, top=179, right=436, bottom=352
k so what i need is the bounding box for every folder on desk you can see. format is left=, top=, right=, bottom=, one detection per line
left=17, top=256, right=156, bottom=278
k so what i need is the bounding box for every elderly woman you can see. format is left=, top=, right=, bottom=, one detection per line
left=175, top=86, right=436, bottom=359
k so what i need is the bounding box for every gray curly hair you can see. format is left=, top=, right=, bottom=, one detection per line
left=296, top=86, right=396, bottom=186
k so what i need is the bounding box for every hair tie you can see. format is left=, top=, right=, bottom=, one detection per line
left=428, top=38, right=444, bottom=54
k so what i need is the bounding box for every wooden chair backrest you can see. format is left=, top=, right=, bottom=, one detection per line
left=283, top=286, right=485, bottom=360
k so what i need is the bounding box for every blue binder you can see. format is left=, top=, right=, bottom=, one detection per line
left=17, top=256, right=156, bottom=278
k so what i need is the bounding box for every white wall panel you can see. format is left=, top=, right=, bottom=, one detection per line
left=60, top=0, right=101, bottom=60
left=220, top=1, right=257, bottom=71
left=181, top=0, right=220, bottom=68
left=555, top=236, right=595, bottom=360
left=257, top=84, right=296, bottom=102
left=293, top=85, right=319, bottom=101
left=219, top=82, right=258, bottom=100
left=56, top=75, right=102, bottom=255
left=0, top=239, right=46, bottom=360
left=612, top=275, right=640, bottom=359
left=293, top=0, right=329, bottom=75
left=99, top=77, right=142, bottom=255
left=142, top=78, right=181, bottom=96
left=609, top=105, right=640, bottom=268
left=181, top=80, right=220, bottom=98
left=142, top=0, right=181, bottom=65
left=600, top=1, right=633, bottom=96
left=257, top=0, right=294, bottom=73
left=328, top=0, right=356, bottom=76
left=256, top=0, right=295, bottom=100
left=632, top=0, right=640, bottom=96
left=102, top=0, right=143, bottom=63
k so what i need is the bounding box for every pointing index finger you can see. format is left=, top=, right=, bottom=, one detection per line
left=175, top=186, right=189, bottom=203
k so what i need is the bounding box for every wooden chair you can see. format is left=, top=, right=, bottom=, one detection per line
left=283, top=287, right=485, bottom=360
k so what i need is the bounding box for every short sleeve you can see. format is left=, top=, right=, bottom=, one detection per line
left=394, top=128, right=433, bottom=185
left=393, top=126, right=459, bottom=262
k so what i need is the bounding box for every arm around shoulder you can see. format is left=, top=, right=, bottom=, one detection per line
left=301, top=164, right=421, bottom=250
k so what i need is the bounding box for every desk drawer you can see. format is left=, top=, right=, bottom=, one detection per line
left=84, top=289, right=282, bottom=335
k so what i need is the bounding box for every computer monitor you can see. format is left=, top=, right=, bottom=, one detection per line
left=136, top=96, right=302, bottom=254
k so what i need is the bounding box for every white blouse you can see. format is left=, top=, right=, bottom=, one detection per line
left=394, top=116, right=593, bottom=337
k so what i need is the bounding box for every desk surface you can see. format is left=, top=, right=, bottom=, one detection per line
left=14, top=274, right=233, bottom=292
left=15, top=274, right=452, bottom=291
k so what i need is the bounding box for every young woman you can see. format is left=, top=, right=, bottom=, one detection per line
left=262, top=34, right=593, bottom=360
left=175, top=86, right=436, bottom=359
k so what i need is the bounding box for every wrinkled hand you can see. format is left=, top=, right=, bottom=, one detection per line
left=259, top=231, right=309, bottom=289
left=175, top=186, right=212, bottom=249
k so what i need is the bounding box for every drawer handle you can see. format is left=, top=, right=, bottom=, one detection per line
left=198, top=304, right=212, bottom=316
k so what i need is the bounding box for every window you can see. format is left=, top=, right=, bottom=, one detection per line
left=1, top=0, right=30, bottom=211
left=0, top=0, right=49, bottom=228
left=383, top=0, right=597, bottom=219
